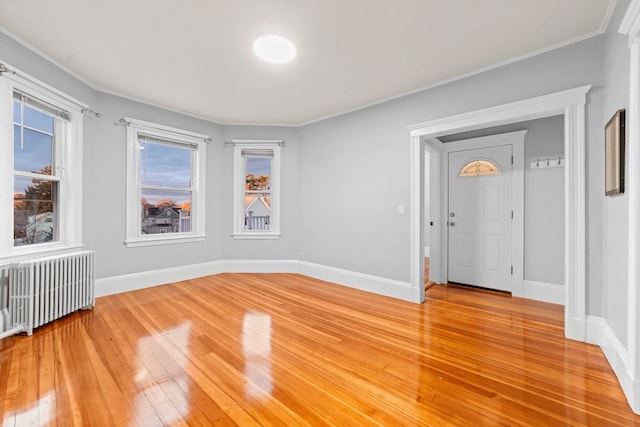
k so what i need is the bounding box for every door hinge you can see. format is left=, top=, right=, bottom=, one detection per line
left=510, top=265, right=514, bottom=275
left=511, top=155, right=514, bottom=164
left=511, top=210, right=514, bottom=219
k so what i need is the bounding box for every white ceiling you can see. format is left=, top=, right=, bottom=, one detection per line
left=0, top=0, right=616, bottom=126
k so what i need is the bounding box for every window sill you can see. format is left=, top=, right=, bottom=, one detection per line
left=0, top=244, right=85, bottom=266
left=231, top=232, right=281, bottom=240
left=125, top=234, right=206, bottom=248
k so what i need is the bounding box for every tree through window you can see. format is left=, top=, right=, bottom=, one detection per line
left=232, top=140, right=281, bottom=239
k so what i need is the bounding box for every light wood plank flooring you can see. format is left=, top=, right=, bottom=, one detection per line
left=1, top=273, right=638, bottom=426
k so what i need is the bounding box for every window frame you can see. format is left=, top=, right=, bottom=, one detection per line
left=0, top=64, right=85, bottom=263
left=125, top=117, right=208, bottom=247
left=232, top=139, right=281, bottom=239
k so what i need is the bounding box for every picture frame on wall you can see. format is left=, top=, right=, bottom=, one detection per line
left=605, top=109, right=625, bottom=196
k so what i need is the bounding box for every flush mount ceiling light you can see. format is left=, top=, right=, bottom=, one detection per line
left=253, top=35, right=297, bottom=64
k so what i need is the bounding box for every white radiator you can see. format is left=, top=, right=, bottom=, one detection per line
left=7, top=251, right=95, bottom=336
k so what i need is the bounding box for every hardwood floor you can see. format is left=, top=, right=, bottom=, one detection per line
left=1, top=273, right=639, bottom=426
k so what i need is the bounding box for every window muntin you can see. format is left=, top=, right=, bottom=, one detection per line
left=232, top=140, right=281, bottom=239
left=125, top=118, right=207, bottom=247
left=459, top=159, right=500, bottom=177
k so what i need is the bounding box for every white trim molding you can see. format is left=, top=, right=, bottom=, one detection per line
left=95, top=259, right=297, bottom=297
left=297, top=261, right=415, bottom=302
left=619, top=0, right=640, bottom=414
left=587, top=314, right=639, bottom=414
left=124, top=118, right=208, bottom=247
left=231, top=140, right=282, bottom=240
left=522, top=281, right=564, bottom=305
left=0, top=62, right=86, bottom=260
left=409, top=135, right=424, bottom=302
left=408, top=85, right=591, bottom=342
left=563, top=103, right=587, bottom=341
left=95, top=259, right=415, bottom=302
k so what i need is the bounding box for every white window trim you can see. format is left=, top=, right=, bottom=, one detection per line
left=232, top=139, right=281, bottom=239
left=125, top=117, right=208, bottom=247
left=0, top=62, right=86, bottom=264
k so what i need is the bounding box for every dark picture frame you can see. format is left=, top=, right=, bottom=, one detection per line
left=605, top=109, right=625, bottom=196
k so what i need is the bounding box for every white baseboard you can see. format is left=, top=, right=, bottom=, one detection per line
left=95, top=260, right=225, bottom=297
left=298, top=261, right=417, bottom=302
left=589, top=315, right=640, bottom=414
left=566, top=315, right=640, bottom=414
left=565, top=316, right=586, bottom=342
left=585, top=315, right=603, bottom=345
left=522, top=280, right=564, bottom=305
left=95, top=259, right=300, bottom=297
left=96, top=259, right=419, bottom=303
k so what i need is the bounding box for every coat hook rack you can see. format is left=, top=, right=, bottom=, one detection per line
left=530, top=156, right=564, bottom=169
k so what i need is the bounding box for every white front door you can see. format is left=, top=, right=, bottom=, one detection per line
left=447, top=145, right=512, bottom=292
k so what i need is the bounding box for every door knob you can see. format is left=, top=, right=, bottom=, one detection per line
left=449, top=212, right=455, bottom=217
left=449, top=221, right=455, bottom=226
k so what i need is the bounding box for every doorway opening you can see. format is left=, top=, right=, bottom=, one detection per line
left=409, top=85, right=590, bottom=342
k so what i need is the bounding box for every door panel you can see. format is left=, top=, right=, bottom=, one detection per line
left=448, top=145, right=512, bottom=291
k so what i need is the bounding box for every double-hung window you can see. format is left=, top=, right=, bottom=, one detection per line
left=232, top=139, right=281, bottom=239
left=0, top=65, right=85, bottom=260
left=125, top=118, right=207, bottom=247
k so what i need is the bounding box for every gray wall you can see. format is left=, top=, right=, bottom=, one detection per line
left=0, top=24, right=610, bottom=315
left=219, top=125, right=301, bottom=261
left=602, top=0, right=630, bottom=348
left=298, top=112, right=411, bottom=280
left=87, top=92, right=225, bottom=280
left=522, top=117, right=565, bottom=285
left=298, top=35, right=603, bottom=291
left=0, top=32, right=96, bottom=107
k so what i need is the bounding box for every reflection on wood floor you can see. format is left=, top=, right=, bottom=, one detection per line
left=1, top=272, right=639, bottom=426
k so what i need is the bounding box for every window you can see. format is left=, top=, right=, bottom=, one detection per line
left=0, top=66, right=85, bottom=260
left=459, top=159, right=500, bottom=177
left=232, top=140, right=281, bottom=239
left=125, top=118, right=208, bottom=247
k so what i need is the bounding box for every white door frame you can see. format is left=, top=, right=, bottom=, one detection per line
left=408, top=85, right=591, bottom=342
left=440, top=131, right=525, bottom=294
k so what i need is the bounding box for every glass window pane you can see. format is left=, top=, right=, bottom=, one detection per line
left=140, top=189, right=191, bottom=235
left=245, top=156, right=271, bottom=191
left=14, top=126, right=53, bottom=174
left=140, top=140, right=191, bottom=188
left=459, top=160, right=500, bottom=177
left=23, top=104, right=54, bottom=133
left=244, top=155, right=272, bottom=231
left=244, top=192, right=271, bottom=231
left=14, top=175, right=57, bottom=246
left=13, top=101, right=21, bottom=123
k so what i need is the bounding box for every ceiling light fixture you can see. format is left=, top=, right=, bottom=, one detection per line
left=253, top=35, right=297, bottom=64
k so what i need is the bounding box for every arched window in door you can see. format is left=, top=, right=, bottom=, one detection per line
left=458, top=159, right=500, bottom=177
